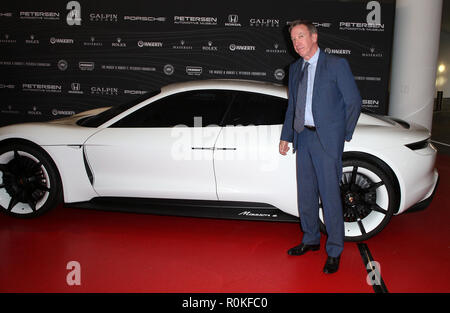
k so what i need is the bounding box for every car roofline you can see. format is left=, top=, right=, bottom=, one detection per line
left=160, top=79, right=287, bottom=98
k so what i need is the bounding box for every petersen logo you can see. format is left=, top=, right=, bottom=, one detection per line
left=174, top=16, right=217, bottom=25
left=22, top=83, right=62, bottom=93
left=362, top=99, right=380, bottom=107
left=66, top=1, right=81, bottom=26
left=20, top=11, right=60, bottom=20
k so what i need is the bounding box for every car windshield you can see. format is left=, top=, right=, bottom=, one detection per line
left=77, top=90, right=161, bottom=127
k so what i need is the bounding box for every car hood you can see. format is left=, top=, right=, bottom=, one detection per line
left=0, top=108, right=111, bottom=146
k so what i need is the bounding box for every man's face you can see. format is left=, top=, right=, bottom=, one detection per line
left=290, top=24, right=318, bottom=60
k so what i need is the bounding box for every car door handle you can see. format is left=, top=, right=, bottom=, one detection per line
left=191, top=147, right=237, bottom=151
left=191, top=147, right=215, bottom=150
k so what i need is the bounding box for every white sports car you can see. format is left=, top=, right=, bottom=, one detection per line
left=0, top=80, right=439, bottom=241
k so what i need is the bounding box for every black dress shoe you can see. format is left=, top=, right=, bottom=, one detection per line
left=323, top=256, right=340, bottom=274
left=287, top=243, right=320, bottom=256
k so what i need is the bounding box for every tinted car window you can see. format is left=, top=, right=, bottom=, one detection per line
left=225, top=91, right=288, bottom=126
left=111, top=90, right=231, bottom=128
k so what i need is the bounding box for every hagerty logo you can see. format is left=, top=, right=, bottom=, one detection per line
left=229, top=44, right=256, bottom=51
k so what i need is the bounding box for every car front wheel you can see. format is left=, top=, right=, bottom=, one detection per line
left=0, top=142, right=62, bottom=218
left=319, top=158, right=398, bottom=242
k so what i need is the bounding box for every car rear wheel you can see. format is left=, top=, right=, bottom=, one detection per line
left=0, top=142, right=62, bottom=218
left=319, top=158, right=397, bottom=242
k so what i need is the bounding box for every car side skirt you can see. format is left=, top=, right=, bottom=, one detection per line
left=67, top=197, right=299, bottom=223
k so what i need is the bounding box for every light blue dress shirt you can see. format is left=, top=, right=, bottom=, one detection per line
left=303, top=47, right=320, bottom=127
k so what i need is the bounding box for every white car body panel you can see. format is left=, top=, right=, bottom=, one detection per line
left=84, top=127, right=221, bottom=200
left=0, top=80, right=438, bottom=220
left=214, top=125, right=298, bottom=216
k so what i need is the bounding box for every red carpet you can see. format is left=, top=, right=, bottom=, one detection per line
left=0, top=154, right=449, bottom=293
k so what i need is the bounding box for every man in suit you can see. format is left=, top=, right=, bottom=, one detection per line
left=279, top=20, right=361, bottom=274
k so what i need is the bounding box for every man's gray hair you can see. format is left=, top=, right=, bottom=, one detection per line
left=288, top=20, right=318, bottom=34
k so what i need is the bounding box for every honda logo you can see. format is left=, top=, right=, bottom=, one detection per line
left=228, top=14, right=238, bottom=23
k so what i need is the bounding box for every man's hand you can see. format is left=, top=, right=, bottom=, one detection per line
left=279, top=140, right=290, bottom=155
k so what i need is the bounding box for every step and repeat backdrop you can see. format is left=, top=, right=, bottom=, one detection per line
left=0, top=0, right=395, bottom=126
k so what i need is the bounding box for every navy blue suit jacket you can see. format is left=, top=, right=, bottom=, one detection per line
left=281, top=50, right=362, bottom=159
